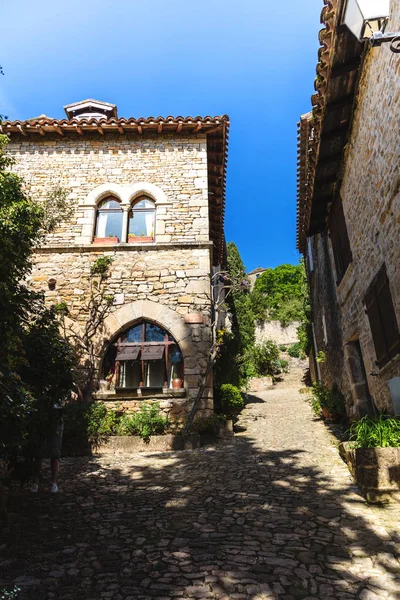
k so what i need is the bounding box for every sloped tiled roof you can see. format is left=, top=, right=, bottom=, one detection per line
left=296, top=0, right=363, bottom=252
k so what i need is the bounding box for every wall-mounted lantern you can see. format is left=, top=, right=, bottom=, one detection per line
left=343, top=0, right=400, bottom=52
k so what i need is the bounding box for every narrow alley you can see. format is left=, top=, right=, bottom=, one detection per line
left=2, top=370, right=399, bottom=600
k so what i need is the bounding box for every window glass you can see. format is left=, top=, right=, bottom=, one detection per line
left=122, top=324, right=142, bottom=343
left=128, top=197, right=155, bottom=240
left=135, top=199, right=154, bottom=209
left=95, top=196, right=122, bottom=239
left=146, top=322, right=171, bottom=342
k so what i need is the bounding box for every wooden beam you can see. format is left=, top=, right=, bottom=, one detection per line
left=118, top=125, right=124, bottom=134
left=204, top=125, right=222, bottom=135
left=97, top=125, right=104, bottom=135
left=194, top=121, right=202, bottom=132
left=176, top=121, right=183, bottom=133
left=55, top=126, right=64, bottom=137
left=330, top=57, right=361, bottom=78
left=326, top=94, right=354, bottom=112
left=321, top=124, right=349, bottom=142
left=137, top=125, right=143, bottom=134
left=37, top=125, right=45, bottom=136
left=17, top=124, right=27, bottom=136
left=75, top=125, right=83, bottom=135
left=158, top=122, right=163, bottom=133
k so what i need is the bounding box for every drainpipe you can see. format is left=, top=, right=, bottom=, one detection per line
left=312, top=323, right=321, bottom=381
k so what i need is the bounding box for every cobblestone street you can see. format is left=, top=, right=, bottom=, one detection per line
left=1, top=376, right=399, bottom=599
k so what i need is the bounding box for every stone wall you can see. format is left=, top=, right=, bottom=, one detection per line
left=8, top=132, right=209, bottom=245
left=307, top=234, right=352, bottom=410
left=255, top=320, right=299, bottom=346
left=6, top=131, right=216, bottom=420
left=309, top=4, right=400, bottom=416
left=334, top=13, right=400, bottom=415
left=29, top=245, right=214, bottom=420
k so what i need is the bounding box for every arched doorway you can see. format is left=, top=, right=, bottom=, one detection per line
left=103, top=320, right=184, bottom=392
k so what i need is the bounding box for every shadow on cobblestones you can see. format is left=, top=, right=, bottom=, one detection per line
left=1, top=390, right=399, bottom=599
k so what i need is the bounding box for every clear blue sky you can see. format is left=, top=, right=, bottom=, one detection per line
left=0, top=0, right=321, bottom=272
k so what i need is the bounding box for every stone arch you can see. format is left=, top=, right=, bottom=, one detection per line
left=100, top=299, right=194, bottom=361
left=84, top=183, right=126, bottom=208
left=126, top=182, right=168, bottom=206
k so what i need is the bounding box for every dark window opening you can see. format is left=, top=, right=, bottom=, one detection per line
left=329, top=197, right=352, bottom=284
left=364, top=264, right=400, bottom=369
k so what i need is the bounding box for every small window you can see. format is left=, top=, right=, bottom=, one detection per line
left=128, top=197, right=155, bottom=242
left=364, top=264, right=400, bottom=369
left=329, top=198, right=352, bottom=284
left=95, top=197, right=122, bottom=241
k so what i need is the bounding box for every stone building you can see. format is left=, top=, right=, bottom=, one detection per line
left=297, top=0, right=400, bottom=417
left=1, top=99, right=229, bottom=421
left=247, top=266, right=267, bottom=291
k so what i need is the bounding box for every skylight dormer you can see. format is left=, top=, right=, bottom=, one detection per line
left=63, top=99, right=118, bottom=121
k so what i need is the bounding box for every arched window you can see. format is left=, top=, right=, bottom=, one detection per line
left=94, top=197, right=123, bottom=242
left=128, top=197, right=155, bottom=243
left=103, top=320, right=184, bottom=392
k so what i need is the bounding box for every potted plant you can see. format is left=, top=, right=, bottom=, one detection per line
left=171, top=365, right=183, bottom=389
left=94, top=234, right=119, bottom=245
left=311, top=382, right=345, bottom=421
left=128, top=232, right=154, bottom=244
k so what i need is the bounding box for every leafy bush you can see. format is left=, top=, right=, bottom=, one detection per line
left=349, top=415, right=400, bottom=448
left=117, top=403, right=169, bottom=442
left=287, top=342, right=303, bottom=358
left=311, top=382, right=345, bottom=415
left=250, top=340, right=279, bottom=375
left=279, top=344, right=287, bottom=352
left=219, top=384, right=244, bottom=416
left=64, top=401, right=169, bottom=446
left=0, top=586, right=20, bottom=600
left=244, top=340, right=288, bottom=378
left=190, top=414, right=227, bottom=435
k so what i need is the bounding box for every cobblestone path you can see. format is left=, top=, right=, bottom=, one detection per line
left=1, top=380, right=399, bottom=599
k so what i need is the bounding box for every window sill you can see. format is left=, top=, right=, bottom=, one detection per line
left=375, top=353, right=400, bottom=377
left=95, top=388, right=187, bottom=400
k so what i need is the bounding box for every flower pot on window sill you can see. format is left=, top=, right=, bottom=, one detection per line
left=94, top=237, right=119, bottom=245
left=172, top=378, right=183, bottom=389
left=128, top=236, right=154, bottom=244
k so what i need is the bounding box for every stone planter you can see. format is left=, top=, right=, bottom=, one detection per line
left=339, top=442, right=400, bottom=503
left=95, top=434, right=201, bottom=454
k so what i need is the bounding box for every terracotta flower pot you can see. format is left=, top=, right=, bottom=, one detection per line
left=128, top=236, right=154, bottom=244
left=172, top=378, right=183, bottom=389
left=322, top=407, right=342, bottom=422
left=93, top=237, right=119, bottom=245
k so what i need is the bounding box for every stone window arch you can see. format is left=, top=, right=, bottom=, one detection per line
left=79, top=182, right=169, bottom=245
left=103, top=319, right=184, bottom=392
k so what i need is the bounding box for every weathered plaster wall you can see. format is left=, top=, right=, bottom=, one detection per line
left=335, top=18, right=400, bottom=414
left=255, top=320, right=299, bottom=346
